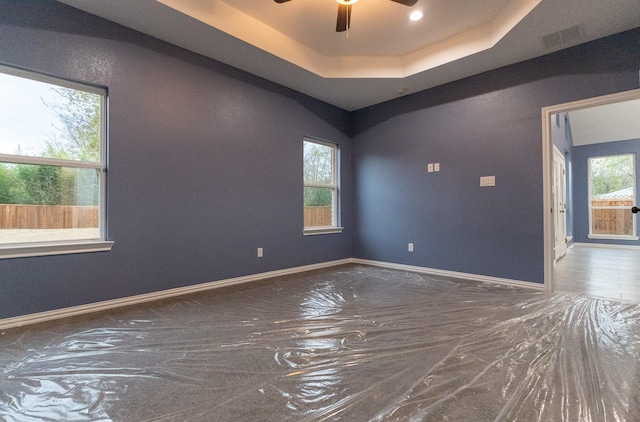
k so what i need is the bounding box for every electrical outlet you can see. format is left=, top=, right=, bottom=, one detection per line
left=408, top=243, right=414, bottom=252
left=427, top=163, right=434, bottom=173
left=434, top=163, right=440, bottom=172
left=257, top=247, right=263, bottom=258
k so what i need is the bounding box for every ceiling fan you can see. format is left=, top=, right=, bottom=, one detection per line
left=274, top=0, right=419, bottom=32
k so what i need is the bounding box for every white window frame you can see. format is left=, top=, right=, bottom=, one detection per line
left=587, top=153, right=638, bottom=241
left=0, top=64, right=113, bottom=258
left=303, top=137, right=343, bottom=235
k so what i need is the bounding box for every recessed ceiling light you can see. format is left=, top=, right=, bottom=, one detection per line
left=336, top=0, right=358, bottom=5
left=409, top=11, right=424, bottom=21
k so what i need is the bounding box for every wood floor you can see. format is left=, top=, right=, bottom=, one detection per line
left=554, top=244, right=640, bottom=302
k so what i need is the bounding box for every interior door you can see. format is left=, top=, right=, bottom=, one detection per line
left=553, top=146, right=568, bottom=260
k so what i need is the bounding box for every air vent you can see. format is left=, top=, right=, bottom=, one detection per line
left=541, top=24, right=584, bottom=50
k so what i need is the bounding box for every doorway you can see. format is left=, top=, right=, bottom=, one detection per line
left=542, top=88, right=640, bottom=297
left=552, top=146, right=568, bottom=260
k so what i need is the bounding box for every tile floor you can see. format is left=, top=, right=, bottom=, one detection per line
left=553, top=244, right=640, bottom=302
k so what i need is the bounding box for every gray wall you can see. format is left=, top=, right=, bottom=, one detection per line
left=572, top=138, right=640, bottom=246
left=0, top=1, right=353, bottom=319
left=351, top=30, right=640, bottom=283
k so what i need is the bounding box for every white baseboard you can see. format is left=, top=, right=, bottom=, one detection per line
left=574, top=242, right=640, bottom=250
left=351, top=258, right=545, bottom=291
left=0, top=257, right=545, bottom=331
left=0, top=259, right=352, bottom=331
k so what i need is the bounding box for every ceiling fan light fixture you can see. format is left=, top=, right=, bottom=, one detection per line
left=409, top=11, right=424, bottom=21
left=276, top=0, right=416, bottom=33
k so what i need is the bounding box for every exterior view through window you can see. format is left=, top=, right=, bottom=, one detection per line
left=303, top=138, right=338, bottom=232
left=0, top=65, right=106, bottom=246
left=589, top=154, right=636, bottom=237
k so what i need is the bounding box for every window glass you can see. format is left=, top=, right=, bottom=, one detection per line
left=303, top=139, right=338, bottom=230
left=589, top=154, right=635, bottom=237
left=0, top=66, right=106, bottom=246
left=304, top=141, right=334, bottom=185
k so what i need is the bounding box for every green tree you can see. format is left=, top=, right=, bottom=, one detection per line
left=43, top=87, right=101, bottom=162
left=304, top=187, right=333, bottom=207
left=0, top=86, right=101, bottom=206
left=304, top=142, right=333, bottom=207
left=590, top=155, right=634, bottom=197
left=16, top=164, right=62, bottom=205
left=43, top=87, right=101, bottom=206
left=0, top=164, right=20, bottom=204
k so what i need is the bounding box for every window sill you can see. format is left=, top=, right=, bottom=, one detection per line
left=587, top=234, right=639, bottom=241
left=303, top=227, right=344, bottom=236
left=0, top=240, right=114, bottom=259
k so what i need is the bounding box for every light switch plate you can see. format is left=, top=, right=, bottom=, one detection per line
left=427, top=163, right=434, bottom=173
left=480, top=176, right=496, bottom=187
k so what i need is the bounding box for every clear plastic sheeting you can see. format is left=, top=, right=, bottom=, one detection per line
left=1, top=265, right=640, bottom=421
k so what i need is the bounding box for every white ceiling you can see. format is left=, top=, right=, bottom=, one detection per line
left=57, top=0, right=640, bottom=111
left=569, top=99, right=640, bottom=146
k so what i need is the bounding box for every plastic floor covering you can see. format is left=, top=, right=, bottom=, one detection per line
left=1, top=264, right=640, bottom=421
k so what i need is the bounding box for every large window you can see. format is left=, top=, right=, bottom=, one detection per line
left=0, top=65, right=111, bottom=257
left=303, top=138, right=342, bottom=234
left=588, top=154, right=637, bottom=239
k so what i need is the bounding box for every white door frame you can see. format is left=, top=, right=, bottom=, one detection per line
left=541, top=88, right=640, bottom=292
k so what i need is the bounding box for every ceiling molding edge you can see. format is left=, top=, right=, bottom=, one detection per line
left=156, top=0, right=542, bottom=79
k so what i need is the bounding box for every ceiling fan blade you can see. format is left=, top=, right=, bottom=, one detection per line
left=336, top=4, right=352, bottom=32
left=390, top=0, right=419, bottom=5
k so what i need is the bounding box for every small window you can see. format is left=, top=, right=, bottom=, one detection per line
left=588, top=154, right=637, bottom=240
left=303, top=138, right=342, bottom=235
left=0, top=65, right=111, bottom=257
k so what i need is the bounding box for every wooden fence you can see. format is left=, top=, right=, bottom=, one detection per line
left=2, top=201, right=631, bottom=233
left=591, top=199, right=634, bottom=236
left=0, top=204, right=99, bottom=229
left=304, top=206, right=332, bottom=227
